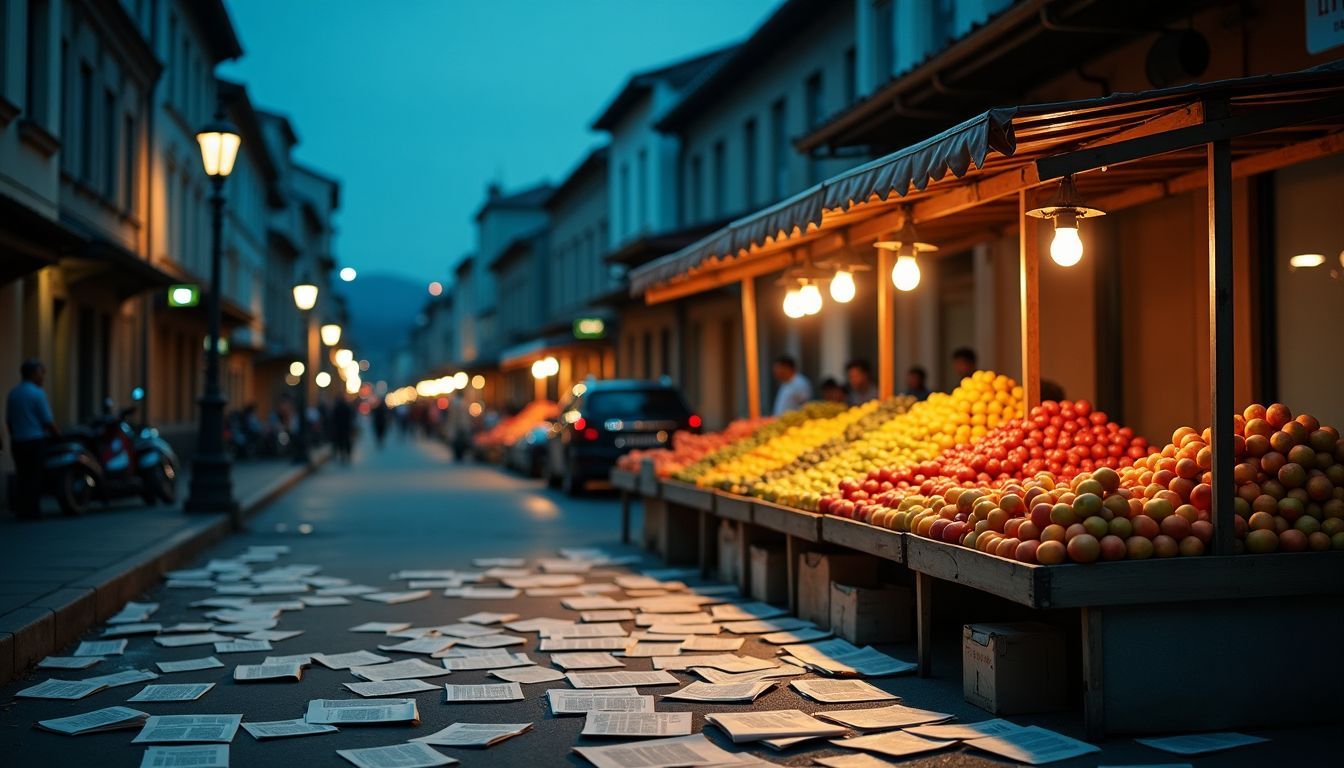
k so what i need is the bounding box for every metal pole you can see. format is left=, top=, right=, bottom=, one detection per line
left=1019, top=190, right=1041, bottom=408
left=1208, top=135, right=1235, bottom=555
left=184, top=177, right=237, bottom=517
left=294, top=313, right=311, bottom=465
left=876, top=248, right=894, bottom=399
left=740, top=278, right=761, bottom=418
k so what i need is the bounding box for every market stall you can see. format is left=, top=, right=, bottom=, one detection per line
left=618, top=64, right=1344, bottom=737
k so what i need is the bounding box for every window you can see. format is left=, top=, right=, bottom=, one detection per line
left=25, top=0, right=51, bottom=124
left=636, top=148, right=648, bottom=231
left=805, top=72, right=824, bottom=184
left=123, top=114, right=136, bottom=214
left=104, top=90, right=117, bottom=199
left=873, top=0, right=894, bottom=82
left=770, top=98, right=788, bottom=199
left=711, top=140, right=725, bottom=216
left=688, top=154, right=703, bottom=224
left=79, top=64, right=93, bottom=180
left=619, top=162, right=630, bottom=237
left=843, top=47, right=857, bottom=105
left=743, top=118, right=758, bottom=207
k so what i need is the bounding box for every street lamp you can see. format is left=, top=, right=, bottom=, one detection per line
left=320, top=323, right=342, bottom=347
left=184, top=113, right=241, bottom=518
left=292, top=277, right=318, bottom=465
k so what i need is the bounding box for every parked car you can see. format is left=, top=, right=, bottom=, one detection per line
left=545, top=379, right=698, bottom=495
left=506, top=423, right=553, bottom=477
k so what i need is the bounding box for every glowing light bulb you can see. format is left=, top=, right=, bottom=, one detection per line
left=289, top=361, right=305, bottom=377
left=1050, top=223, right=1084, bottom=267
left=891, top=254, right=921, bottom=292
left=782, top=289, right=805, bottom=319
left=799, top=283, right=823, bottom=315
left=829, top=270, right=855, bottom=303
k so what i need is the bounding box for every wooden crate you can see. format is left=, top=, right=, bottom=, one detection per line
left=820, top=516, right=905, bottom=563
left=751, top=499, right=821, bottom=542
left=713, top=492, right=754, bottom=523
left=660, top=480, right=715, bottom=511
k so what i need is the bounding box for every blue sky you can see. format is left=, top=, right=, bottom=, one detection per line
left=220, top=0, right=779, bottom=285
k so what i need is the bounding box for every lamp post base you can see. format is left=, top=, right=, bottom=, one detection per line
left=183, top=452, right=238, bottom=516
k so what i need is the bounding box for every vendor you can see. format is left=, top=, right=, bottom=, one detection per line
left=771, top=355, right=812, bottom=416
left=845, top=359, right=878, bottom=405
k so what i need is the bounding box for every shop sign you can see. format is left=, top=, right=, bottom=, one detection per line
left=1307, top=0, right=1344, bottom=54
left=573, top=317, right=606, bottom=339
left=168, top=284, right=200, bottom=307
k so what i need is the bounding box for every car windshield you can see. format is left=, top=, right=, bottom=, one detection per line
left=584, top=389, right=688, bottom=420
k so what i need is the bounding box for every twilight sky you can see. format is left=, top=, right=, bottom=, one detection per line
left=220, top=0, right=779, bottom=286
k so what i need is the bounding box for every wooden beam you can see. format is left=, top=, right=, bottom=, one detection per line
left=1208, top=136, right=1236, bottom=556
left=876, top=246, right=895, bottom=399
left=741, top=277, right=762, bottom=419
left=1018, top=190, right=1040, bottom=408
left=1078, top=102, right=1205, bottom=149
left=645, top=251, right=794, bottom=305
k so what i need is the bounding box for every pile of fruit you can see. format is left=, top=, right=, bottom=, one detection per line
left=831, top=402, right=1344, bottom=562
left=473, top=400, right=559, bottom=448
left=673, top=403, right=847, bottom=484
left=616, top=417, right=772, bottom=477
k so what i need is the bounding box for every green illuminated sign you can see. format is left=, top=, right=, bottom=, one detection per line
left=168, top=284, right=200, bottom=307
left=573, top=317, right=606, bottom=339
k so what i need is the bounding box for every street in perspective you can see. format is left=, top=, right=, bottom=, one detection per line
left=3, top=1, right=1344, bottom=767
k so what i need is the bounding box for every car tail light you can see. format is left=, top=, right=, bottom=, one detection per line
left=583, top=427, right=599, bottom=440
left=688, top=414, right=702, bottom=429
left=573, top=417, right=587, bottom=432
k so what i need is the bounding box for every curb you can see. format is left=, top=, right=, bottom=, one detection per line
left=0, top=448, right=330, bottom=686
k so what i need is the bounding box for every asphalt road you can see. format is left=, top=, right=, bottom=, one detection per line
left=0, top=434, right=1330, bottom=767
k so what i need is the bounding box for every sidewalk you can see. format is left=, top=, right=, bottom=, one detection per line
left=0, top=448, right=329, bottom=684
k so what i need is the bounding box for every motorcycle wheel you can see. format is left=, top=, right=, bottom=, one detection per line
left=57, top=470, right=93, bottom=516
left=155, top=464, right=177, bottom=504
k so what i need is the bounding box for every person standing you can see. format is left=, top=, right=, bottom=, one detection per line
left=950, top=347, right=978, bottom=386
left=903, top=366, right=932, bottom=401
left=330, top=397, right=354, bottom=463
left=6, top=360, right=60, bottom=519
left=448, top=393, right=473, bottom=462
left=372, top=400, right=390, bottom=448
left=845, top=359, right=878, bottom=405
left=771, top=355, right=813, bottom=416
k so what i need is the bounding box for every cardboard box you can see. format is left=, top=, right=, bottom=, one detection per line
left=749, top=545, right=787, bottom=604
left=797, top=552, right=879, bottom=628
left=962, top=622, right=1066, bottom=715
left=716, top=520, right=740, bottom=585
left=829, top=582, right=911, bottom=645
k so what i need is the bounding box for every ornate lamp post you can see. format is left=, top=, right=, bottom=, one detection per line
left=184, top=114, right=241, bottom=517
left=292, top=278, right=318, bottom=465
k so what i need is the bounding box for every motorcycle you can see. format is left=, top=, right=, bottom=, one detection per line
left=43, top=390, right=178, bottom=515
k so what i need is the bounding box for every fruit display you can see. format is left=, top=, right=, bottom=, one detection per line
left=672, top=402, right=848, bottom=484
left=616, top=417, right=772, bottom=477
left=830, top=401, right=1344, bottom=562
left=473, top=400, right=560, bottom=448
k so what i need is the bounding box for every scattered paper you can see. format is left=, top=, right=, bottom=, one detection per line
left=351, top=622, right=412, bottom=634
left=474, top=557, right=525, bottom=567
left=344, top=679, right=440, bottom=697
left=761, top=628, right=832, bottom=644
left=720, top=618, right=816, bottom=634
left=155, top=633, right=231, bottom=648
left=241, top=719, right=337, bottom=740
left=582, top=711, right=692, bottom=738
left=581, top=610, right=636, bottom=622
left=38, top=656, right=103, bottom=670
left=413, top=722, right=533, bottom=747
left=233, top=662, right=303, bottom=682
left=74, top=639, right=127, bottom=657
left=832, top=730, right=956, bottom=758
left=436, top=623, right=505, bottom=638
left=1135, top=733, right=1269, bottom=755
left=214, top=639, right=272, bottom=654
left=441, top=651, right=533, bottom=671
left=36, top=706, right=149, bottom=735
left=139, top=744, right=229, bottom=768
left=337, top=742, right=456, bottom=768
left=304, top=698, right=419, bottom=725
left=128, top=683, right=214, bottom=702
left=548, top=688, right=655, bottom=715
left=692, top=662, right=806, bottom=686
left=783, top=639, right=917, bottom=677
left=505, top=617, right=575, bottom=633
left=362, top=590, right=432, bottom=604
left=21, top=679, right=107, bottom=701
left=906, top=719, right=1024, bottom=741
left=680, top=636, right=743, bottom=652
left=157, top=657, right=224, bottom=674
left=653, top=654, right=776, bottom=673
left=565, top=671, right=679, bottom=688
left=705, top=709, right=848, bottom=743
left=109, top=601, right=159, bottom=624
left=133, top=714, right=242, bottom=743
left=103, top=623, right=162, bottom=638
left=815, top=704, right=953, bottom=731
left=710, top=602, right=787, bottom=621
left=86, top=669, right=160, bottom=688
left=966, top=725, right=1101, bottom=765
left=352, top=658, right=453, bottom=681
left=573, top=733, right=744, bottom=768
left=489, top=665, right=565, bottom=684
left=244, top=629, right=303, bottom=642
left=662, top=680, right=775, bottom=703
left=454, top=634, right=525, bottom=648
left=622, top=642, right=682, bottom=658
left=551, top=652, right=625, bottom=670
left=379, top=636, right=457, bottom=655
left=443, top=682, right=525, bottom=702
left=300, top=595, right=351, bottom=606
left=459, top=611, right=518, bottom=625
left=540, top=637, right=631, bottom=651
left=314, top=651, right=391, bottom=669
left=456, top=586, right=520, bottom=599
left=264, top=653, right=316, bottom=666
left=791, top=678, right=897, bottom=703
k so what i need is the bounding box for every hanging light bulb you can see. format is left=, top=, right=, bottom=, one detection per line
left=782, top=288, right=805, bottom=319
left=829, top=270, right=856, bottom=303
left=1027, top=175, right=1104, bottom=268
left=892, top=253, right=921, bottom=291
left=799, top=283, right=823, bottom=315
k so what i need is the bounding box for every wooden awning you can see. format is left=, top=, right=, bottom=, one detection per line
left=631, top=62, right=1344, bottom=303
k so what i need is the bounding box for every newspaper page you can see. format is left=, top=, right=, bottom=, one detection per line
left=652, top=654, right=775, bottom=673
left=621, top=642, right=682, bottom=658
left=128, top=683, right=214, bottom=702
left=300, top=595, right=351, bottom=606
left=85, top=669, right=159, bottom=688
left=580, top=610, right=635, bottom=622
left=350, top=622, right=412, bottom=633
left=336, top=742, right=456, bottom=768
left=16, top=678, right=107, bottom=700
left=377, top=637, right=457, bottom=655
left=157, top=657, right=224, bottom=674
left=361, top=590, right=432, bottom=604
left=435, top=623, right=504, bottom=638
left=719, top=617, right=816, bottom=635
left=573, top=733, right=743, bottom=768
left=905, top=719, right=1025, bottom=741
left=453, top=634, right=524, bottom=649
left=458, top=611, right=519, bottom=625
left=108, top=601, right=159, bottom=624
left=36, top=706, right=148, bottom=735
left=790, top=679, right=898, bottom=703
left=73, top=639, right=127, bottom=657
left=440, top=652, right=532, bottom=671
left=304, top=698, right=419, bottom=725
left=412, top=722, right=532, bottom=747
left=505, top=617, right=578, bottom=633
left=314, top=650, right=391, bottom=669
left=830, top=731, right=957, bottom=758
left=240, top=719, right=337, bottom=740
left=551, top=652, right=624, bottom=670
left=544, top=622, right=628, bottom=638
left=761, top=627, right=832, bottom=644
left=350, top=659, right=451, bottom=681
left=565, top=671, right=679, bottom=688
left=102, top=623, right=162, bottom=638
left=710, top=602, right=787, bottom=621
left=692, top=663, right=806, bottom=685
left=581, top=712, right=692, bottom=738
left=488, top=665, right=565, bottom=684
left=37, top=656, right=103, bottom=670
left=547, top=688, right=654, bottom=715
left=233, top=662, right=303, bottom=682
left=540, top=637, right=631, bottom=651
left=132, top=715, right=242, bottom=743
left=662, top=681, right=775, bottom=703
left=155, top=633, right=231, bottom=648
left=704, top=710, right=848, bottom=743
left=442, top=682, right=524, bottom=702
left=815, top=704, right=953, bottom=731
left=139, top=744, right=229, bottom=768
left=645, top=623, right=720, bottom=636
left=344, top=679, right=440, bottom=697
left=679, top=636, right=743, bottom=652
left=634, top=612, right=711, bottom=627
left=965, top=725, right=1102, bottom=765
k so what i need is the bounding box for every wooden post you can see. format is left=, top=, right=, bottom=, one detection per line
left=785, top=535, right=799, bottom=614
left=741, top=278, right=762, bottom=418
left=916, top=571, right=933, bottom=677
left=1018, top=190, right=1041, bottom=408
left=1082, top=607, right=1106, bottom=739
left=877, top=247, right=895, bottom=399
left=1208, top=135, right=1236, bottom=555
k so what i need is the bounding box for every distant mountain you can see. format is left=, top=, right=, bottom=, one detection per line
left=335, top=272, right=426, bottom=385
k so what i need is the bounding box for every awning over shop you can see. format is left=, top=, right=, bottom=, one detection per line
left=60, top=239, right=178, bottom=302
left=0, top=193, right=83, bottom=284
left=630, top=62, right=1344, bottom=300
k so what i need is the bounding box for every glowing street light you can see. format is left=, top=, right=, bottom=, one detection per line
left=320, top=323, right=342, bottom=346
